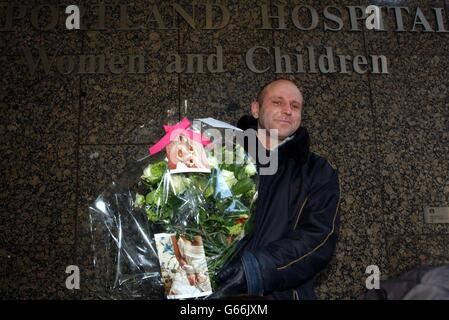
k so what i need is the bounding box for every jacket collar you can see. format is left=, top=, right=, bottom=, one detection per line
left=237, top=115, right=310, bottom=165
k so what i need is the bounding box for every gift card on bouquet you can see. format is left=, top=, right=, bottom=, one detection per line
left=154, top=233, right=213, bottom=299
left=166, top=132, right=211, bottom=174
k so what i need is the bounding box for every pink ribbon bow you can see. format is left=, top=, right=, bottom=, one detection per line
left=148, top=118, right=211, bottom=156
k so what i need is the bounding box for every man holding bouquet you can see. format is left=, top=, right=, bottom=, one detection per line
left=210, top=78, right=341, bottom=300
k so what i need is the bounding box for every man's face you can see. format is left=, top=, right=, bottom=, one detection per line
left=251, top=80, right=303, bottom=141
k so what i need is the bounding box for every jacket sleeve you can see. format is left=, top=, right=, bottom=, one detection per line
left=251, top=159, right=341, bottom=294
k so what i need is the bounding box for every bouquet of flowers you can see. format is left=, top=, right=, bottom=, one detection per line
left=89, top=118, right=257, bottom=299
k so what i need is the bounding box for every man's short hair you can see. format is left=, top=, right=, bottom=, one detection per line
left=256, top=78, right=302, bottom=107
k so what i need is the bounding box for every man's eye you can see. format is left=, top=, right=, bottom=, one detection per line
left=274, top=101, right=281, bottom=105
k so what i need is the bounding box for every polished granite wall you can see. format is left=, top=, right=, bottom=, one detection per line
left=1, top=0, right=448, bottom=299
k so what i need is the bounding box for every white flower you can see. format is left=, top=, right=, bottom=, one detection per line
left=207, top=155, right=219, bottom=169
left=134, top=193, right=145, bottom=207
left=141, top=162, right=166, bottom=184
left=223, top=150, right=235, bottom=165
left=170, top=174, right=189, bottom=195
left=142, top=166, right=152, bottom=178
left=235, top=145, right=246, bottom=164
left=221, top=170, right=238, bottom=188
left=244, top=162, right=257, bottom=177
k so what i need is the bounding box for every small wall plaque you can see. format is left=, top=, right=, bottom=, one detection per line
left=424, top=207, right=449, bottom=224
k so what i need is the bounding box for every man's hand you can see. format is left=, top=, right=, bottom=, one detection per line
left=208, top=259, right=248, bottom=299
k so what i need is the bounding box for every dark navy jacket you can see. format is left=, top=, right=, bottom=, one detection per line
left=234, top=115, right=341, bottom=300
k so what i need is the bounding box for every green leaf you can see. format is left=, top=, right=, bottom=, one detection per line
left=155, top=204, right=171, bottom=220
left=204, top=183, right=214, bottom=199
left=231, top=178, right=254, bottom=196
left=206, top=214, right=225, bottom=224
left=145, top=207, right=159, bottom=223
left=190, top=174, right=208, bottom=192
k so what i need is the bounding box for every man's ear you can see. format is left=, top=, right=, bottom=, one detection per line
left=251, top=101, right=260, bottom=119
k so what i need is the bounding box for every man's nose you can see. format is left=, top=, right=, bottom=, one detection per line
left=281, top=103, right=292, bottom=115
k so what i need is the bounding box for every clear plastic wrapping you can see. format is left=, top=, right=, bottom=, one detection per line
left=88, top=118, right=257, bottom=299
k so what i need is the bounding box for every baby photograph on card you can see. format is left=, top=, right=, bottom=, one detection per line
left=154, top=233, right=213, bottom=299
left=166, top=131, right=211, bottom=174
